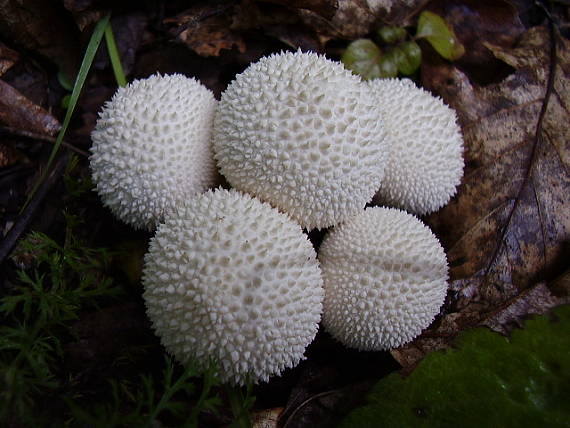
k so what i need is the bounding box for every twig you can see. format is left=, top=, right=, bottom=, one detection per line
left=167, top=3, right=234, bottom=37
left=0, top=126, right=90, bottom=157
left=0, top=154, right=68, bottom=266
left=280, top=388, right=341, bottom=428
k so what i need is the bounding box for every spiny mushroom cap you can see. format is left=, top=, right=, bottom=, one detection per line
left=319, top=206, right=448, bottom=351
left=142, top=188, right=324, bottom=385
left=369, top=78, right=464, bottom=215
left=90, top=74, right=218, bottom=230
left=213, top=51, right=389, bottom=230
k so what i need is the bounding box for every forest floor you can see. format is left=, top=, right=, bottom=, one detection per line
left=0, top=1, right=569, bottom=427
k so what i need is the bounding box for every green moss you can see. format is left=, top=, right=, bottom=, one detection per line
left=340, top=306, right=570, bottom=428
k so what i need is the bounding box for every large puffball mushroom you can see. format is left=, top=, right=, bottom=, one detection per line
left=90, top=74, right=218, bottom=230
left=369, top=78, right=464, bottom=215
left=142, top=188, right=324, bottom=385
left=213, top=50, right=389, bottom=230
left=319, top=206, right=448, bottom=351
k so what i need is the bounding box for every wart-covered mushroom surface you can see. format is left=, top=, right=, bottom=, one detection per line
left=213, top=51, right=389, bottom=230
left=90, top=74, right=218, bottom=230
left=369, top=78, right=464, bottom=215
left=142, top=188, right=324, bottom=385
left=319, top=206, right=449, bottom=351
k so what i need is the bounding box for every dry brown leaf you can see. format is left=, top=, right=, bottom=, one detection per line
left=261, top=0, right=338, bottom=20
left=0, top=80, right=60, bottom=136
left=551, top=268, right=570, bottom=297
left=165, top=4, right=245, bottom=57
left=251, top=407, right=282, bottom=428
left=0, top=0, right=79, bottom=78
left=297, top=0, right=427, bottom=40
left=425, top=25, right=569, bottom=288
left=391, top=25, right=570, bottom=369
left=392, top=278, right=569, bottom=370
left=0, top=142, right=22, bottom=168
left=232, top=0, right=324, bottom=52
left=0, top=41, right=19, bottom=77
left=297, top=0, right=374, bottom=40
left=480, top=282, right=564, bottom=334
left=72, top=9, right=105, bottom=32
left=63, top=0, right=94, bottom=12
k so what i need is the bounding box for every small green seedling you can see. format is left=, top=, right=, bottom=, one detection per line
left=342, top=10, right=464, bottom=79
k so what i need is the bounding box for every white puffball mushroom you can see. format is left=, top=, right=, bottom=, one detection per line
left=90, top=74, right=218, bottom=230
left=369, top=78, right=464, bottom=215
left=319, top=206, right=448, bottom=351
left=142, top=188, right=324, bottom=385
left=213, top=50, right=389, bottom=230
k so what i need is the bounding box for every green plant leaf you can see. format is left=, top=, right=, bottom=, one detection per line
left=391, top=41, right=421, bottom=75
left=22, top=14, right=110, bottom=211
left=416, top=10, right=465, bottom=61
left=377, top=26, right=407, bottom=44
left=60, top=94, right=71, bottom=109
left=104, top=23, right=127, bottom=87
left=377, top=50, right=399, bottom=78
left=57, top=70, right=73, bottom=91
left=340, top=305, right=570, bottom=428
left=341, top=39, right=384, bottom=80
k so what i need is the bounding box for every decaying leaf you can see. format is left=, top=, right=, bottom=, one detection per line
left=0, top=0, right=79, bottom=78
left=263, top=23, right=323, bottom=52
left=392, top=277, right=569, bottom=369
left=0, top=143, right=22, bottom=168
left=427, top=25, right=569, bottom=289
left=165, top=4, right=245, bottom=57
left=232, top=0, right=324, bottom=52
left=71, top=9, right=105, bottom=32
left=392, top=25, right=570, bottom=369
left=63, top=0, right=94, bottom=12
left=0, top=80, right=60, bottom=136
left=297, top=0, right=428, bottom=40
left=252, top=407, right=282, bottom=428
left=261, top=0, right=338, bottom=20
left=551, top=268, right=570, bottom=297
left=297, top=0, right=374, bottom=40
left=481, top=282, right=565, bottom=335
left=0, top=42, right=19, bottom=77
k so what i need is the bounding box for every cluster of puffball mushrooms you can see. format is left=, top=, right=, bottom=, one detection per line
left=90, top=51, right=463, bottom=386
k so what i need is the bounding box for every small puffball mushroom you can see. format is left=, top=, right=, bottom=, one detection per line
left=319, top=206, right=448, bottom=351
left=90, top=74, right=218, bottom=230
left=142, top=188, right=324, bottom=385
left=213, top=50, right=389, bottom=230
left=369, top=78, right=464, bottom=215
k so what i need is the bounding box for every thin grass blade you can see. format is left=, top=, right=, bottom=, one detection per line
left=22, top=15, right=111, bottom=211
left=105, top=23, right=127, bottom=87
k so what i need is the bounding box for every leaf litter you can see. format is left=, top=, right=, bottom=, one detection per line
left=393, top=25, right=570, bottom=369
